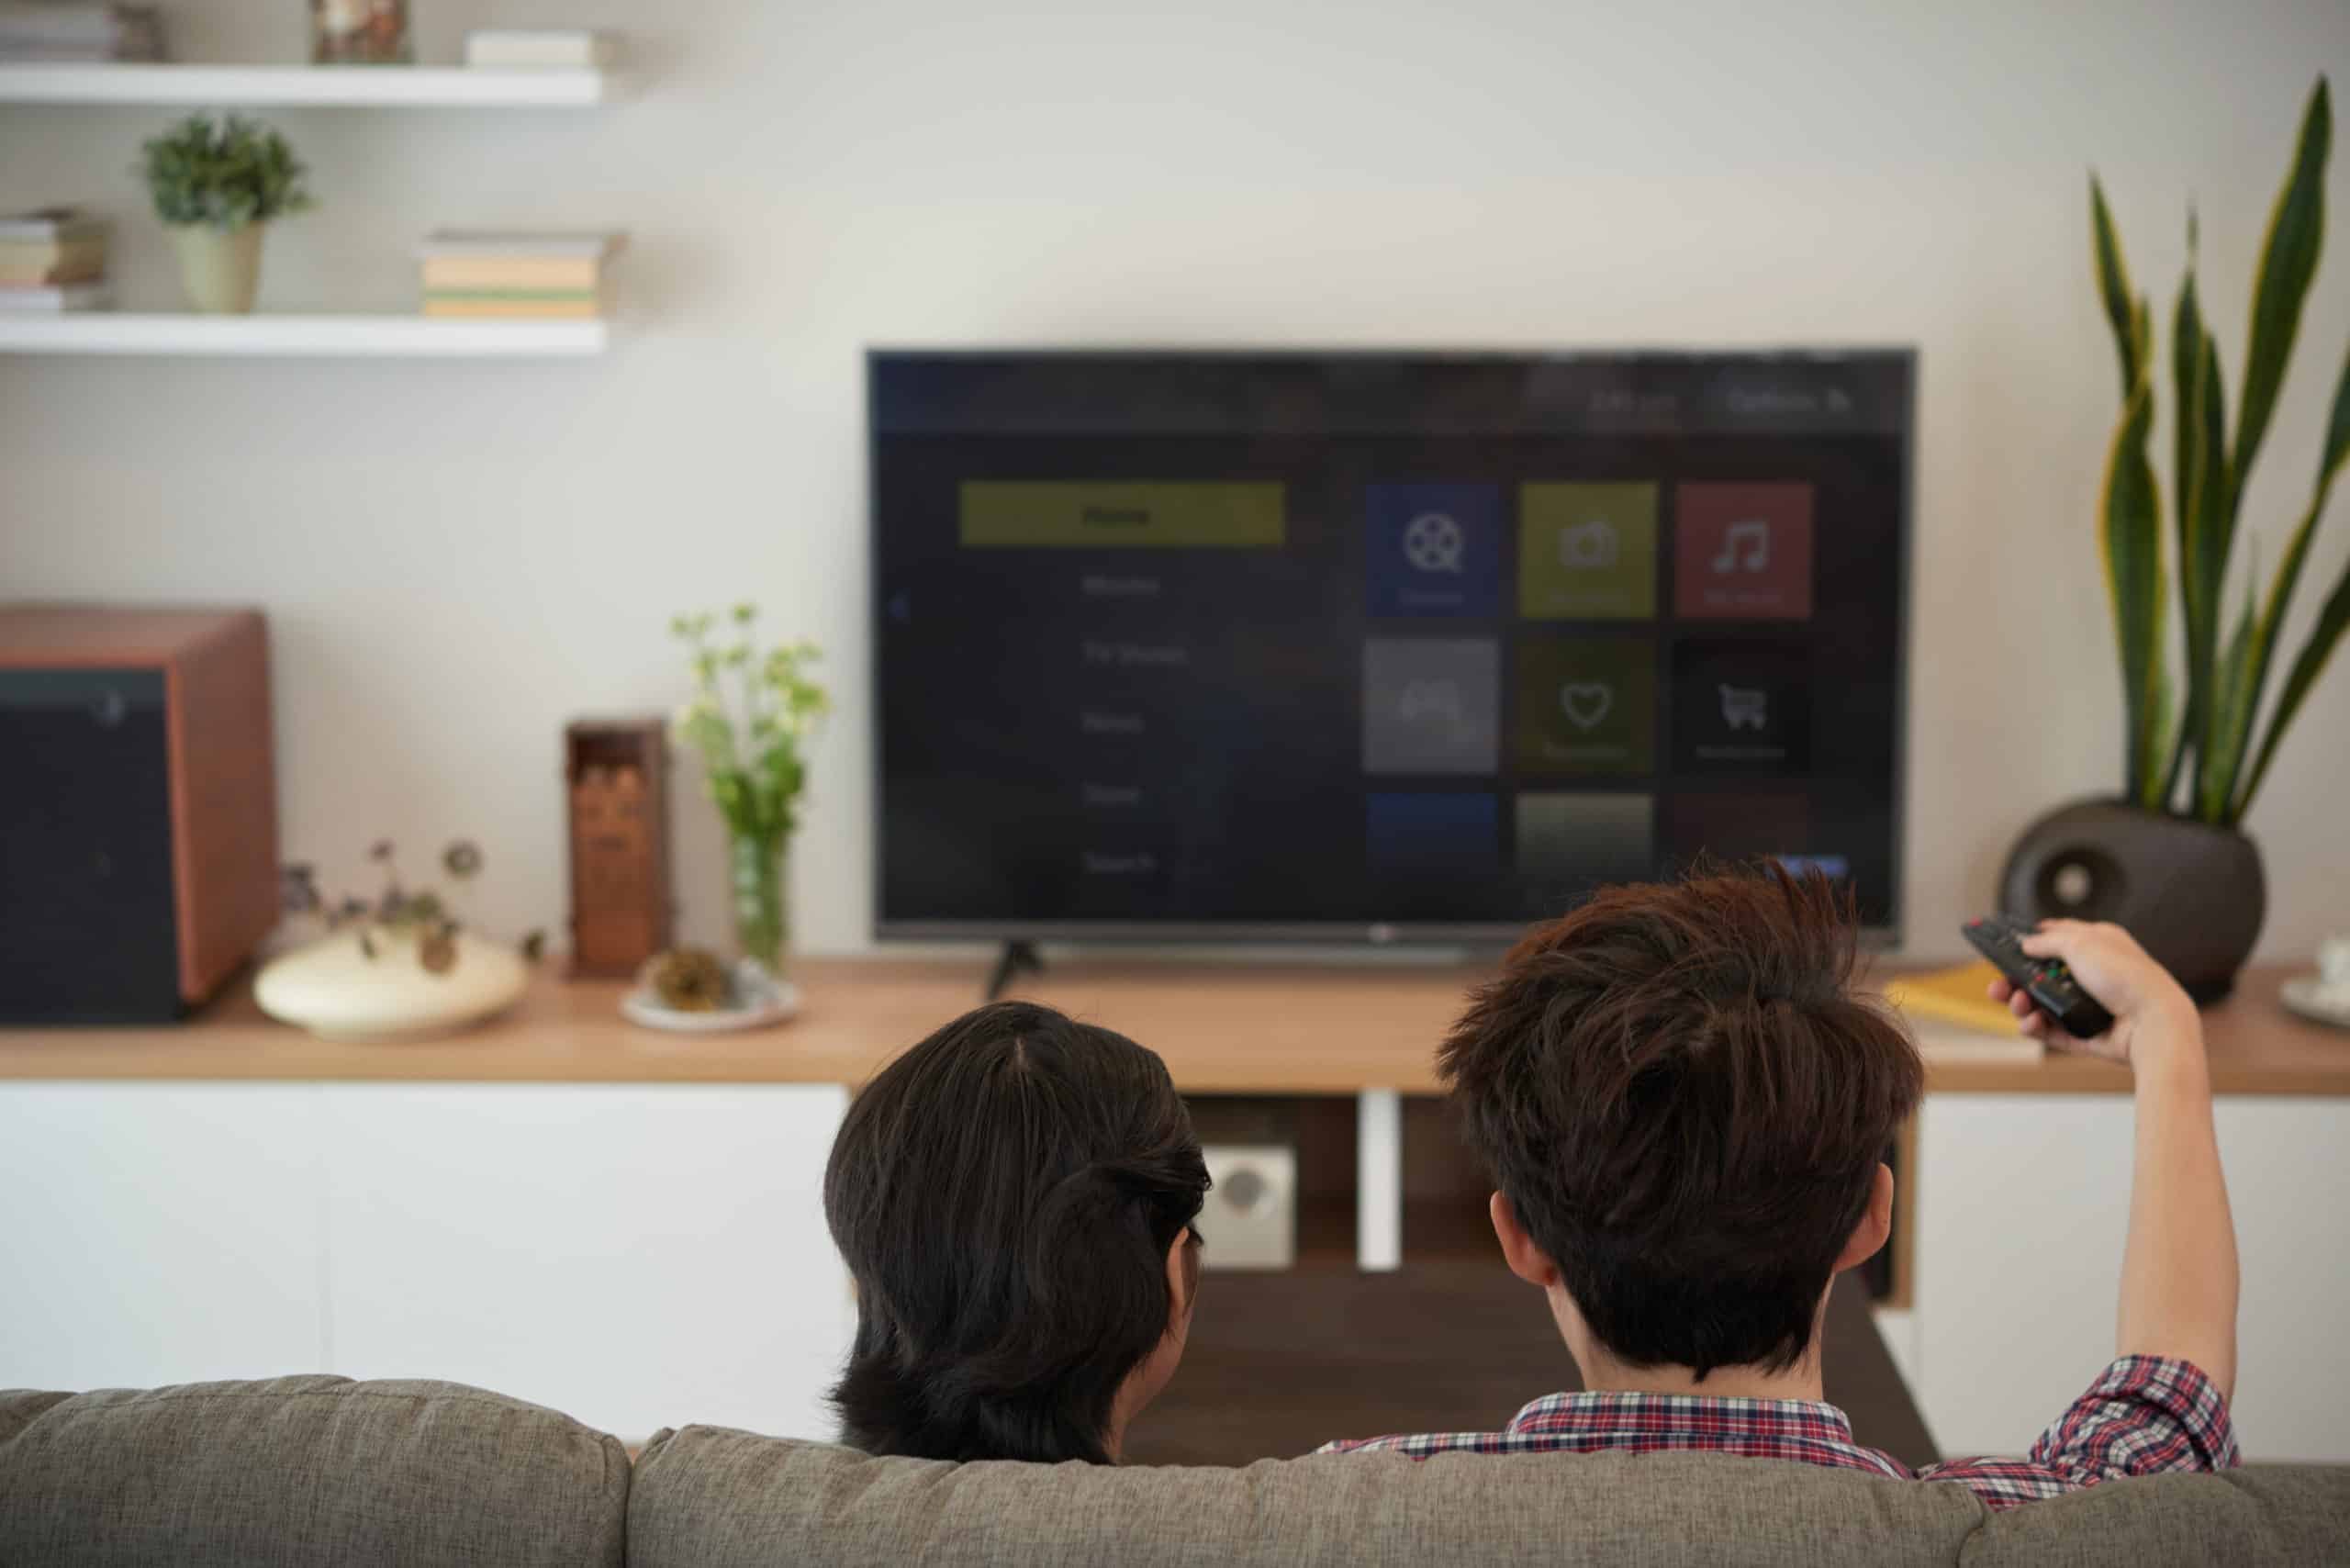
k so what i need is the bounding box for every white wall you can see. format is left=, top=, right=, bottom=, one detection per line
left=1918, top=1095, right=2350, bottom=1462
left=5, top=0, right=2347, bottom=959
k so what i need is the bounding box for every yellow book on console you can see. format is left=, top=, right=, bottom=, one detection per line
left=1883, top=960, right=2029, bottom=1036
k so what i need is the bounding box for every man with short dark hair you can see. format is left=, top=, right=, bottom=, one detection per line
left=1322, top=867, right=2239, bottom=1508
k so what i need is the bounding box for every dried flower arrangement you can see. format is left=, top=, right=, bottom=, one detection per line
left=281, top=839, right=545, bottom=975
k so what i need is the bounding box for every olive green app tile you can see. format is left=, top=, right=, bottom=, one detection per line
left=1518, top=483, right=1659, bottom=621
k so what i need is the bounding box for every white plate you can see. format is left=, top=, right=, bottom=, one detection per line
left=2280, top=976, right=2350, bottom=1032
left=621, top=980, right=800, bottom=1034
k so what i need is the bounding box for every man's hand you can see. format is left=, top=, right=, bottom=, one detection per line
left=1986, top=918, right=2200, bottom=1072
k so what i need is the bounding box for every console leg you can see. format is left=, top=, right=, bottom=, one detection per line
left=1357, top=1088, right=1402, bottom=1272
left=982, top=940, right=1045, bottom=1002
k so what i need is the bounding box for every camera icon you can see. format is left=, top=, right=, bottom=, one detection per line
left=1558, top=519, right=1619, bottom=571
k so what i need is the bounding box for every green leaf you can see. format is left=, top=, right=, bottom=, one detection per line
left=2227, top=341, right=2350, bottom=820
left=2186, top=338, right=2233, bottom=806
left=2233, top=547, right=2350, bottom=816
left=2100, top=353, right=2168, bottom=801
left=674, top=702, right=739, bottom=778
left=2143, top=660, right=2177, bottom=812
left=2163, top=244, right=2207, bottom=803
left=2091, top=176, right=2143, bottom=398
left=2232, top=76, right=2331, bottom=517
left=2322, top=332, right=2350, bottom=489
left=2171, top=208, right=2204, bottom=557
left=135, top=112, right=312, bottom=231
left=2199, top=563, right=2259, bottom=819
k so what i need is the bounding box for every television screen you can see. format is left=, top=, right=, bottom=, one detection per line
left=871, top=351, right=1911, bottom=940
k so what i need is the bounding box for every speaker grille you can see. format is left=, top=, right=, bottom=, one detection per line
left=0, top=668, right=182, bottom=1022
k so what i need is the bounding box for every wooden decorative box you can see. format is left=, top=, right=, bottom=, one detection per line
left=565, top=717, right=671, bottom=977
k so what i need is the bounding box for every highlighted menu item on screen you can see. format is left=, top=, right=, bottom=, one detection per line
left=960, top=481, right=1287, bottom=548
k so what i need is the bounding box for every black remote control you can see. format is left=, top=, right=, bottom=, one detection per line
left=1961, top=915, right=2116, bottom=1038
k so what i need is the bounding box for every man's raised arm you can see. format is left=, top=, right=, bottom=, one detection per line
left=1998, top=920, right=2239, bottom=1397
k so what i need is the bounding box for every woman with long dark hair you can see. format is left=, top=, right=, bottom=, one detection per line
left=822, top=1000, right=1208, bottom=1464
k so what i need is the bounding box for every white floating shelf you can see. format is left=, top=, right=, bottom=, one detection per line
left=0, top=313, right=610, bottom=358
left=0, top=62, right=614, bottom=107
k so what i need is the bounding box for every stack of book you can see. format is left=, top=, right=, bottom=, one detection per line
left=419, top=230, right=624, bottom=320
left=0, top=207, right=111, bottom=313
left=0, top=3, right=165, bottom=62
left=463, top=28, right=616, bottom=70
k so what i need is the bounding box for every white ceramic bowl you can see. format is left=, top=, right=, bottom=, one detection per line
left=255, top=928, right=530, bottom=1042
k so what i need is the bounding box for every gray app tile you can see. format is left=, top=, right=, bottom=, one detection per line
left=1362, top=639, right=1500, bottom=775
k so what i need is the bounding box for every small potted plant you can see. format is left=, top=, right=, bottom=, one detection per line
left=136, top=113, right=313, bottom=315
left=672, top=605, right=830, bottom=975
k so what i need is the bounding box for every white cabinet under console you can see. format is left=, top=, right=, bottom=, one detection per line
left=0, top=1082, right=851, bottom=1442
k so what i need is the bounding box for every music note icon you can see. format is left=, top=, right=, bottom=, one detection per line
left=1710, top=519, right=1771, bottom=574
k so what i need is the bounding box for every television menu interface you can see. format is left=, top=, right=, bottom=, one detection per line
left=872, top=353, right=1910, bottom=936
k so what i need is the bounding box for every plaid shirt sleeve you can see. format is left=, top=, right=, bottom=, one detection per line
left=1917, top=1355, right=2239, bottom=1507
left=2025, top=1355, right=2240, bottom=1479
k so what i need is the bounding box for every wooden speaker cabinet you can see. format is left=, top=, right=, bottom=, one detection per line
left=1, top=604, right=279, bottom=1022
left=565, top=717, right=671, bottom=977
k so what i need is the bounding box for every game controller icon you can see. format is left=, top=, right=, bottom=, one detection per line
left=1398, top=678, right=1464, bottom=725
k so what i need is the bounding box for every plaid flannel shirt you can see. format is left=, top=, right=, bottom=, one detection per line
left=1317, top=1354, right=2237, bottom=1509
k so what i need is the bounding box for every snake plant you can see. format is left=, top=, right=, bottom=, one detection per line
left=2092, top=74, right=2349, bottom=827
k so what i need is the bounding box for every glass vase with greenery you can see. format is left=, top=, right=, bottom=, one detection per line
left=672, top=606, right=828, bottom=973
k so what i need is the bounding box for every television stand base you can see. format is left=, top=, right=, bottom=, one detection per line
left=982, top=939, right=1045, bottom=1002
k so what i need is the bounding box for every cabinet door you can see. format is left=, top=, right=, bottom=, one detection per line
left=320, top=1084, right=850, bottom=1442
left=0, top=1085, right=327, bottom=1390
left=1917, top=1095, right=2350, bottom=1462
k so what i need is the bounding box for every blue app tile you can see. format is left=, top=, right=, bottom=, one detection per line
left=1367, top=483, right=1502, bottom=618
left=1367, top=792, right=1500, bottom=875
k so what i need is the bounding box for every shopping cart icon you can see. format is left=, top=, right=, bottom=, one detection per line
left=1718, top=684, right=1769, bottom=732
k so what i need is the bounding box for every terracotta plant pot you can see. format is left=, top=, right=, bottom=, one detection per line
left=1998, top=799, right=2266, bottom=1003
left=169, top=222, right=265, bottom=314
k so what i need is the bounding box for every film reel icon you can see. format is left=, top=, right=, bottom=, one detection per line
left=1402, top=511, right=1463, bottom=574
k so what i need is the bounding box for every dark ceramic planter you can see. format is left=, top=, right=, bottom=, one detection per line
left=1999, top=799, right=2266, bottom=1003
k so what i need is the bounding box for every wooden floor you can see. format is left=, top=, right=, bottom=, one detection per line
left=1125, top=1264, right=1940, bottom=1470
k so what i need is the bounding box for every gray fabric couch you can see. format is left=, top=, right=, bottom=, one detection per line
left=4, top=1377, right=2344, bottom=1566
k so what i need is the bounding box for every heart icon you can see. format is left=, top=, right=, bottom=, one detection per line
left=1559, top=682, right=1612, bottom=732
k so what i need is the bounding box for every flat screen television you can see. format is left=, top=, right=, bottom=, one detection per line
left=871, top=350, right=1912, bottom=942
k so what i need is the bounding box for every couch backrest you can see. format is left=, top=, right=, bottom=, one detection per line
left=0, top=1376, right=628, bottom=1568
left=631, top=1424, right=1986, bottom=1567
left=628, top=1425, right=2350, bottom=1568
left=6, top=1380, right=2344, bottom=1567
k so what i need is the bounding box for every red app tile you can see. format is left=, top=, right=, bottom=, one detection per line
left=1660, top=789, right=1813, bottom=867
left=1674, top=483, right=1814, bottom=620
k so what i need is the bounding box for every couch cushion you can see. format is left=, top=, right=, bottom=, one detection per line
left=629, top=1427, right=1987, bottom=1568
left=1961, top=1467, right=2350, bottom=1567
left=0, top=1375, right=628, bottom=1568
